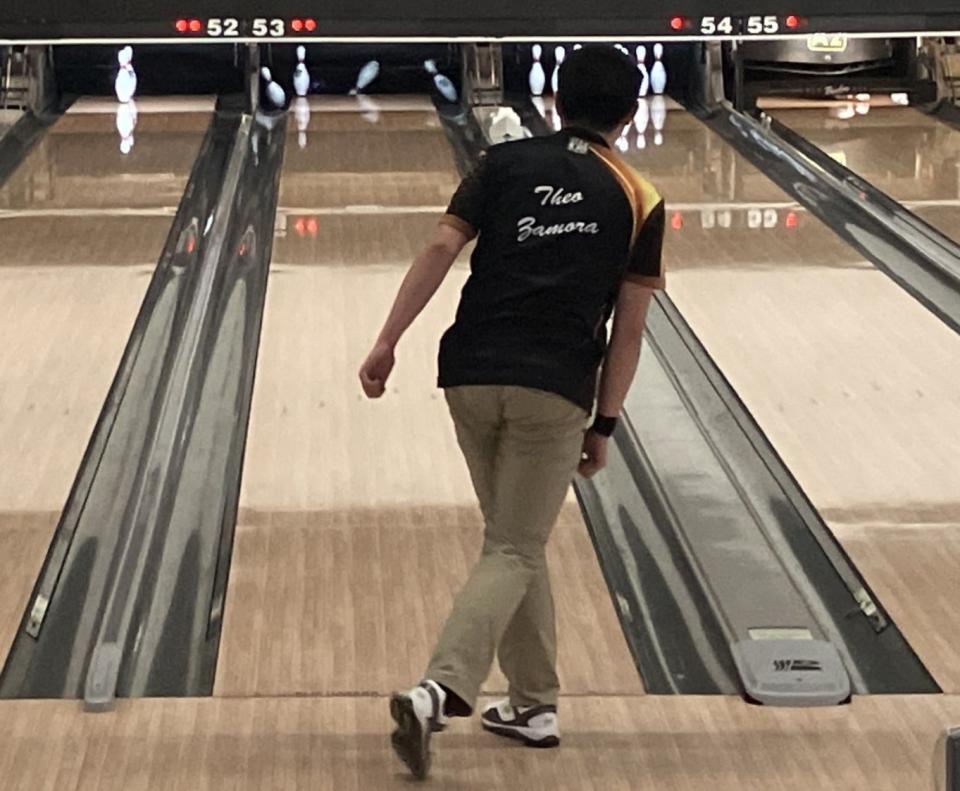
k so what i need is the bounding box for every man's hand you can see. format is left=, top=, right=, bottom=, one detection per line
left=578, top=430, right=609, bottom=478
left=359, top=341, right=395, bottom=398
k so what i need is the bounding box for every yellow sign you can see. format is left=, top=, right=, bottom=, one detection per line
left=807, top=33, right=848, bottom=52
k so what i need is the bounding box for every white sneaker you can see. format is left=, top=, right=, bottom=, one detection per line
left=480, top=699, right=560, bottom=748
left=390, top=680, right=447, bottom=779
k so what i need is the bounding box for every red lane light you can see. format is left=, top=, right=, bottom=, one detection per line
left=305, top=18, right=318, bottom=32
left=295, top=217, right=306, bottom=236
left=670, top=16, right=685, bottom=31
left=292, top=18, right=304, bottom=31
left=785, top=211, right=799, bottom=229
left=307, top=218, right=319, bottom=237
left=786, top=14, right=801, bottom=29
left=671, top=211, right=684, bottom=231
left=189, top=19, right=202, bottom=32
left=175, top=19, right=188, bottom=33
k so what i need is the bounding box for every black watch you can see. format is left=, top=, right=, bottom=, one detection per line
left=590, top=414, right=618, bottom=438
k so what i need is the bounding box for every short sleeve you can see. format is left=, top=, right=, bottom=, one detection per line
left=625, top=199, right=666, bottom=289
left=439, top=151, right=491, bottom=240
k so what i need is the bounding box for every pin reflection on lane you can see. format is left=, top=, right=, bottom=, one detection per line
left=771, top=103, right=960, bottom=244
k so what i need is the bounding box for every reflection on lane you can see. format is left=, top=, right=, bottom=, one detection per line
left=773, top=107, right=960, bottom=244
left=619, top=103, right=960, bottom=690
left=0, top=110, right=21, bottom=144
left=0, top=99, right=211, bottom=667
left=610, top=104, right=865, bottom=271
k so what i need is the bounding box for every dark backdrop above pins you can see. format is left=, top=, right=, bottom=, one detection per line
left=52, top=44, right=460, bottom=98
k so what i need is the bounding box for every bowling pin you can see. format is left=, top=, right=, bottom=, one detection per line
left=293, top=46, right=310, bottom=97
left=116, top=100, right=138, bottom=154
left=424, top=60, right=458, bottom=103
left=615, top=43, right=630, bottom=56
left=529, top=44, right=546, bottom=97
left=261, top=66, right=287, bottom=108
left=573, top=43, right=583, bottom=51
left=551, top=46, right=566, bottom=95
left=350, top=60, right=380, bottom=95
left=115, top=46, right=137, bottom=104
left=636, top=46, right=650, bottom=97
left=651, top=95, right=666, bottom=146
left=293, top=96, right=311, bottom=149
left=651, top=43, right=667, bottom=95
left=616, top=130, right=629, bottom=153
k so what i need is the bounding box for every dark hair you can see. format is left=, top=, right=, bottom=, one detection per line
left=556, top=45, right=640, bottom=133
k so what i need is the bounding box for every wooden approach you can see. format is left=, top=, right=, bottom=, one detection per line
left=1, top=694, right=958, bottom=789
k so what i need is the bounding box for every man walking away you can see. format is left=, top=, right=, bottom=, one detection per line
left=358, top=44, right=665, bottom=780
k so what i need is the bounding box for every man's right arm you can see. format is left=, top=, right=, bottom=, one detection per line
left=578, top=281, right=654, bottom=478
left=595, top=281, right=655, bottom=418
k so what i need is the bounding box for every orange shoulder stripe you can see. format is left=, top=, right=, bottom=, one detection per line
left=589, top=144, right=663, bottom=247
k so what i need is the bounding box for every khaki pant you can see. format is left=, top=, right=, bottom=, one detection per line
left=425, top=385, right=588, bottom=713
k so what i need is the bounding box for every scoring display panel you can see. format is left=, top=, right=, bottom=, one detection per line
left=1, top=0, right=960, bottom=41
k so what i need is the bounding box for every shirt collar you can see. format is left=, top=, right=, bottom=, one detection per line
left=559, top=126, right=610, bottom=149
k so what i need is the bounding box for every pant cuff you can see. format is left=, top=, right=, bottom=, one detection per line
left=424, top=672, right=475, bottom=717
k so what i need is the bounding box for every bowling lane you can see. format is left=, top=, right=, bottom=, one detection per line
left=621, top=104, right=960, bottom=691
left=0, top=97, right=213, bottom=666
left=215, top=96, right=644, bottom=699
left=773, top=106, right=960, bottom=244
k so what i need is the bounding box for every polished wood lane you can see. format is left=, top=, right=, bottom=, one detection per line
left=0, top=104, right=210, bottom=667
left=625, top=109, right=960, bottom=691
left=215, top=98, right=644, bottom=699
left=773, top=106, right=960, bottom=243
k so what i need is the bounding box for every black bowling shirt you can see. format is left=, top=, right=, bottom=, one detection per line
left=438, top=127, right=666, bottom=412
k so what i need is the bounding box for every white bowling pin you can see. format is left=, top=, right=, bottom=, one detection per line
left=636, top=46, right=650, bottom=98
left=294, top=97, right=311, bottom=149
left=529, top=44, right=546, bottom=97
left=615, top=43, right=630, bottom=56
left=115, top=46, right=137, bottom=104
left=551, top=46, right=565, bottom=95
left=424, top=60, right=458, bottom=103
left=293, top=46, right=310, bottom=97
left=651, top=43, right=667, bottom=95
left=350, top=60, right=380, bottom=95
left=573, top=43, right=583, bottom=51
left=116, top=100, right=138, bottom=154
left=261, top=66, right=287, bottom=108
left=616, top=131, right=629, bottom=153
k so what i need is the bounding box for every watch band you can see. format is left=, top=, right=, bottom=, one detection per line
left=591, top=414, right=618, bottom=437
